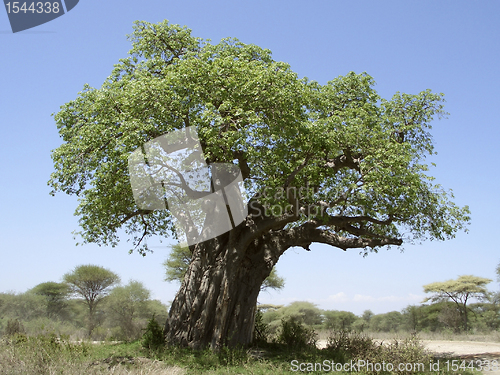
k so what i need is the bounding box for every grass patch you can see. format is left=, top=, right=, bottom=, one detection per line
left=0, top=331, right=479, bottom=375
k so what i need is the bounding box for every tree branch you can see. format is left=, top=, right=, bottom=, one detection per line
left=233, top=150, right=251, bottom=180
left=283, top=222, right=402, bottom=252
left=324, top=149, right=362, bottom=173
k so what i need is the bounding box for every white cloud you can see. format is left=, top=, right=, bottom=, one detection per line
left=353, top=294, right=376, bottom=302
left=326, top=292, right=349, bottom=302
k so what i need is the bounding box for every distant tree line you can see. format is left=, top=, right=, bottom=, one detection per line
left=0, top=264, right=169, bottom=341
left=2, top=262, right=498, bottom=341
left=259, top=264, right=500, bottom=335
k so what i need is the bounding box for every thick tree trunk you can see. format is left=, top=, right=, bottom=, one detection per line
left=162, top=199, right=403, bottom=349
left=164, top=230, right=277, bottom=349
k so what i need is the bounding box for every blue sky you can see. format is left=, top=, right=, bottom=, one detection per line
left=1, top=0, right=499, bottom=315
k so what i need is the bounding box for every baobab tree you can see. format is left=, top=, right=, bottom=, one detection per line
left=49, top=20, right=470, bottom=349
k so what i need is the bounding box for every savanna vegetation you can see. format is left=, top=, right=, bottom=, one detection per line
left=0, top=265, right=169, bottom=342
left=1, top=262, right=498, bottom=374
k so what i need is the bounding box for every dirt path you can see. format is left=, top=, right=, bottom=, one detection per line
left=422, top=340, right=500, bottom=374
left=421, top=340, right=500, bottom=357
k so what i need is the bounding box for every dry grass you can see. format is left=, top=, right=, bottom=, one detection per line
left=316, top=329, right=500, bottom=343
left=0, top=336, right=186, bottom=375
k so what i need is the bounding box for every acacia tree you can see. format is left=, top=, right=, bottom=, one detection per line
left=494, top=262, right=500, bottom=305
left=49, top=20, right=470, bottom=348
left=63, top=265, right=120, bottom=336
left=105, top=280, right=151, bottom=340
left=423, top=275, right=492, bottom=332
left=164, top=243, right=284, bottom=291
left=30, top=281, right=70, bottom=319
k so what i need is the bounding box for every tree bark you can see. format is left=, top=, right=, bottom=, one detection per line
left=164, top=229, right=278, bottom=349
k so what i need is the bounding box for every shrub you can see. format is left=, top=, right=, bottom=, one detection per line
left=326, top=330, right=432, bottom=374
left=276, top=316, right=317, bottom=349
left=326, top=329, right=375, bottom=359
left=4, top=319, right=25, bottom=337
left=363, top=334, right=432, bottom=374
left=141, top=316, right=165, bottom=350
left=253, top=308, right=270, bottom=345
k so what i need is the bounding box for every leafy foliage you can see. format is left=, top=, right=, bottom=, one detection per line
left=261, top=301, right=323, bottom=335
left=49, top=20, right=470, bottom=256
left=105, top=280, right=152, bottom=340
left=29, top=281, right=70, bottom=319
left=252, top=308, right=270, bottom=345
left=326, top=329, right=375, bottom=361
left=63, top=265, right=120, bottom=336
left=141, top=315, right=165, bottom=350
left=323, top=310, right=358, bottom=331
left=423, top=275, right=492, bottom=331
left=369, top=311, right=404, bottom=332
left=0, top=292, right=46, bottom=323
left=276, top=317, right=317, bottom=349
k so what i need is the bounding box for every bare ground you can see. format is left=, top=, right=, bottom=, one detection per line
left=422, top=341, right=500, bottom=375
left=421, top=340, right=500, bottom=357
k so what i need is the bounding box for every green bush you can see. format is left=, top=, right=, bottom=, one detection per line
left=326, top=329, right=375, bottom=360
left=4, top=319, right=25, bottom=337
left=363, top=334, right=432, bottom=374
left=323, top=310, right=358, bottom=331
left=253, top=308, right=270, bottom=345
left=141, top=316, right=165, bottom=350
left=276, top=317, right=317, bottom=349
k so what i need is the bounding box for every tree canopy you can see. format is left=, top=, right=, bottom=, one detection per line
left=63, top=264, right=120, bottom=335
left=423, top=275, right=492, bottom=331
left=29, top=281, right=70, bottom=319
left=105, top=280, right=152, bottom=339
left=49, top=20, right=470, bottom=256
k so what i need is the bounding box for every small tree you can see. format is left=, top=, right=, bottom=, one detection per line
left=142, top=315, right=165, bottom=350
left=264, top=301, right=323, bottom=327
left=402, top=305, right=421, bottom=332
left=494, top=262, right=500, bottom=306
left=29, top=282, right=70, bottom=319
left=369, top=311, right=404, bottom=332
left=423, top=275, right=492, bottom=332
left=323, top=310, right=358, bottom=331
left=106, top=280, right=151, bottom=340
left=362, top=310, right=374, bottom=323
left=63, top=265, right=120, bottom=337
